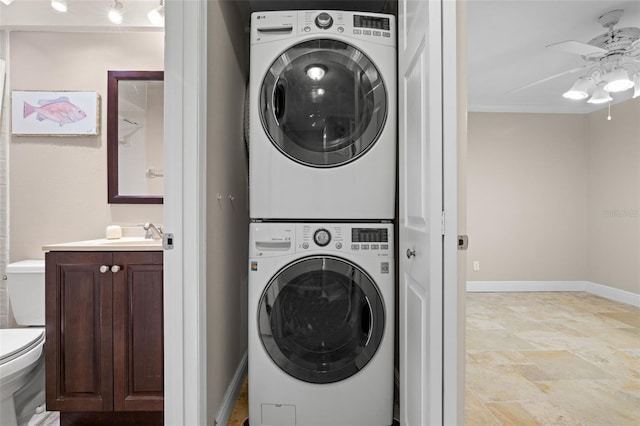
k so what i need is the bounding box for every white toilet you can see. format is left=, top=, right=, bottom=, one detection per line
left=0, top=260, right=49, bottom=426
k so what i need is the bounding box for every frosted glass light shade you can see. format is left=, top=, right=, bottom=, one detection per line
left=562, top=77, right=593, bottom=100
left=603, top=68, right=634, bottom=93
left=587, top=86, right=613, bottom=104
left=147, top=5, right=164, bottom=26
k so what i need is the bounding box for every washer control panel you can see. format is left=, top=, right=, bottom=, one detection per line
left=298, top=223, right=393, bottom=257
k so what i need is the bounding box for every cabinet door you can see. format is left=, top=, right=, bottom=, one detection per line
left=45, top=252, right=114, bottom=412
left=112, top=251, right=164, bottom=411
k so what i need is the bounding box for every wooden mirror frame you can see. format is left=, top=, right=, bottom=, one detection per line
left=107, top=70, right=164, bottom=204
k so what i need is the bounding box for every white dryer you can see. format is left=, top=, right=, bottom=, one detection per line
left=248, top=222, right=394, bottom=426
left=249, top=10, right=397, bottom=220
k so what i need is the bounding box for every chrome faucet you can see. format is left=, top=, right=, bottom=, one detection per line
left=143, top=223, right=163, bottom=239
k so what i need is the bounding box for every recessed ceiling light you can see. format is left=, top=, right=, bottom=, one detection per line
left=51, top=0, right=67, bottom=12
left=108, top=0, right=124, bottom=24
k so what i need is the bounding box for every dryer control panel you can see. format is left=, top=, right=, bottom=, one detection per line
left=250, top=222, right=393, bottom=258
left=251, top=10, right=396, bottom=47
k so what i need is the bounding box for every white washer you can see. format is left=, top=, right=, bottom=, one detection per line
left=249, top=10, right=397, bottom=220
left=248, top=222, right=394, bottom=426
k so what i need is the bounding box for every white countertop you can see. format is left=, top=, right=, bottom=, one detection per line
left=43, top=237, right=163, bottom=252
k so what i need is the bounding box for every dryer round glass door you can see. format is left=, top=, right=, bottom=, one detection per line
left=258, top=256, right=385, bottom=384
left=259, top=39, right=388, bottom=168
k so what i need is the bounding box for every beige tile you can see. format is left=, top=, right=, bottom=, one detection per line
left=484, top=402, right=541, bottom=426
left=467, top=350, right=530, bottom=366
left=465, top=386, right=501, bottom=426
left=535, top=379, right=640, bottom=425
left=588, top=327, right=640, bottom=349
left=467, top=313, right=506, bottom=330
left=466, top=363, right=548, bottom=402
left=523, top=350, right=612, bottom=380
left=466, top=329, right=538, bottom=351
left=600, top=312, right=640, bottom=328
left=519, top=401, right=581, bottom=425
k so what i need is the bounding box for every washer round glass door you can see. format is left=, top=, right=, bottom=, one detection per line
left=258, top=256, right=385, bottom=384
left=259, top=39, right=387, bottom=168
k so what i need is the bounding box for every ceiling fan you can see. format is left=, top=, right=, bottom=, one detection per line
left=510, top=9, right=640, bottom=102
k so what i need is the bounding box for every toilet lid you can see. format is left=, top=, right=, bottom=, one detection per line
left=0, top=328, right=45, bottom=365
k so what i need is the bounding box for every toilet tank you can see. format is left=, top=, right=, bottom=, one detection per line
left=6, top=260, right=45, bottom=326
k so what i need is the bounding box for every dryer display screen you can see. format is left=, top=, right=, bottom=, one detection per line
left=352, top=228, right=389, bottom=243
left=354, top=15, right=390, bottom=31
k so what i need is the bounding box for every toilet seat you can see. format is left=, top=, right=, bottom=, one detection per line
left=0, top=328, right=45, bottom=375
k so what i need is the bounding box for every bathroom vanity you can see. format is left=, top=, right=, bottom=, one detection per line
left=43, top=239, right=163, bottom=426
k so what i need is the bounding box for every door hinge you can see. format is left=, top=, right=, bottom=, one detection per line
left=441, top=211, right=446, bottom=235
left=163, top=233, right=174, bottom=250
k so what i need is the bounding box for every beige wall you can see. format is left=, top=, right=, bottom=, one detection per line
left=205, top=1, right=249, bottom=422
left=467, top=112, right=588, bottom=281
left=468, top=100, right=640, bottom=296
left=586, top=99, right=640, bottom=294
left=9, top=31, right=164, bottom=262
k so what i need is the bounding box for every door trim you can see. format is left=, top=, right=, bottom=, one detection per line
left=163, top=0, right=208, bottom=424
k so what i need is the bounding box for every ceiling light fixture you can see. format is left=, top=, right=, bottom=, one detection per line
left=147, top=0, right=164, bottom=26
left=632, top=73, right=640, bottom=99
left=0, top=0, right=14, bottom=5
left=563, top=64, right=638, bottom=105
left=587, top=85, right=613, bottom=104
left=602, top=68, right=634, bottom=93
left=50, top=0, right=67, bottom=12
left=108, top=0, right=124, bottom=24
left=562, top=77, right=594, bottom=100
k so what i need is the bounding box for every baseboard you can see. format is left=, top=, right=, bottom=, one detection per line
left=467, top=280, right=640, bottom=308
left=214, top=350, right=248, bottom=426
left=585, top=282, right=640, bottom=308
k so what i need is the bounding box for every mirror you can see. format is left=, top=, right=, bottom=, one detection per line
left=108, top=70, right=164, bottom=204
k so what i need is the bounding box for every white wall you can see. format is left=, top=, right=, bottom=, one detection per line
left=5, top=31, right=163, bottom=326
left=467, top=112, right=588, bottom=281
left=205, top=1, right=250, bottom=422
left=467, top=99, right=640, bottom=296
left=9, top=31, right=164, bottom=262
left=586, top=99, right=640, bottom=295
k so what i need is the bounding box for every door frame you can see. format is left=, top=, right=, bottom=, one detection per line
left=163, top=0, right=209, bottom=424
left=164, top=0, right=464, bottom=423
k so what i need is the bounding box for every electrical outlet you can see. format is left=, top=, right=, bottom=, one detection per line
left=473, top=261, right=480, bottom=271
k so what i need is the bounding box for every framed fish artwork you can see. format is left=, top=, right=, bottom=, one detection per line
left=11, top=90, right=100, bottom=136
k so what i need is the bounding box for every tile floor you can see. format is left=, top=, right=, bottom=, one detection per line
left=230, top=292, right=640, bottom=425
left=466, top=292, right=640, bottom=426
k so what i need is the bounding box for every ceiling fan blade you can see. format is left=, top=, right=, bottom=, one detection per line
left=506, top=65, right=589, bottom=94
left=547, top=40, right=608, bottom=57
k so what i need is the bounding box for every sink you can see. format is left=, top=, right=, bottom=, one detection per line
left=43, top=237, right=162, bottom=252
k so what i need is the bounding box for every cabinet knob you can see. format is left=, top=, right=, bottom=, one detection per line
left=111, top=265, right=121, bottom=273
left=100, top=265, right=109, bottom=273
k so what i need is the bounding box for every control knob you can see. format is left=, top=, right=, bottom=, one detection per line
left=313, top=228, right=331, bottom=246
left=315, top=12, right=333, bottom=30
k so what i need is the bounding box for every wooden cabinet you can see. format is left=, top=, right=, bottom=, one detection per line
left=45, top=251, right=163, bottom=421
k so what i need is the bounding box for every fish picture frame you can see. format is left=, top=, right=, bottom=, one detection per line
left=11, top=90, right=100, bottom=136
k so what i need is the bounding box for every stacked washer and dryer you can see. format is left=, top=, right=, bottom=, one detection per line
left=248, top=9, right=396, bottom=426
